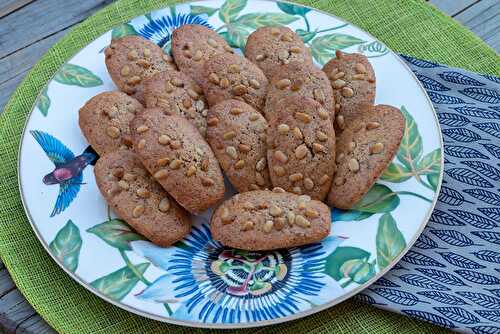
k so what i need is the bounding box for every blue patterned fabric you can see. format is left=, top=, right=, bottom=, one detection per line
left=361, top=56, right=500, bottom=334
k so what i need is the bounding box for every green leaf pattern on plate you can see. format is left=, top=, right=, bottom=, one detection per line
left=376, top=213, right=406, bottom=270
left=310, top=34, right=365, bottom=65
left=380, top=162, right=413, bottom=183
left=49, top=220, right=82, bottom=272
left=226, top=24, right=251, bottom=49
left=351, top=184, right=400, bottom=213
left=87, top=219, right=145, bottom=251
left=219, top=0, right=247, bottom=23
left=417, top=148, right=441, bottom=175
left=325, top=213, right=407, bottom=287
left=427, top=173, right=439, bottom=191
left=296, top=29, right=316, bottom=43
left=90, top=263, right=149, bottom=301
left=111, top=23, right=138, bottom=39
left=334, top=209, right=374, bottom=222
left=235, top=13, right=299, bottom=28
left=325, top=246, right=371, bottom=281
left=340, top=259, right=376, bottom=284
left=37, top=87, right=50, bottom=117
left=381, top=106, right=442, bottom=189
left=276, top=2, right=311, bottom=16
left=397, top=106, right=423, bottom=170
left=190, top=5, right=218, bottom=17
left=54, top=64, right=103, bottom=87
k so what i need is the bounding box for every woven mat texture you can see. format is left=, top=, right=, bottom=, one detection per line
left=0, top=0, right=498, bottom=333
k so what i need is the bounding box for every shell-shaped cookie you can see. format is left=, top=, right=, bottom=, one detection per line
left=202, top=53, right=269, bottom=112
left=245, top=26, right=313, bottom=79
left=171, top=24, right=233, bottom=86
left=207, top=100, right=271, bottom=192
left=211, top=190, right=331, bottom=251
left=131, top=108, right=225, bottom=214
left=94, top=150, right=191, bottom=246
left=328, top=104, right=404, bottom=209
left=265, top=61, right=334, bottom=122
left=267, top=96, right=335, bottom=200
left=322, top=50, right=376, bottom=132
left=105, top=36, right=176, bottom=103
left=143, top=70, right=208, bottom=136
left=78, top=91, right=143, bottom=155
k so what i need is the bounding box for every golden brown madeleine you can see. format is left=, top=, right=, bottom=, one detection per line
left=78, top=91, right=143, bottom=155
left=206, top=99, right=271, bottom=192
left=202, top=53, right=269, bottom=112
left=245, top=26, right=313, bottom=79
left=104, top=36, right=176, bottom=103
left=143, top=70, right=208, bottom=136
left=171, top=24, right=233, bottom=86
left=131, top=108, right=225, bottom=214
left=265, top=61, right=334, bottom=122
left=211, top=190, right=331, bottom=251
left=94, top=150, right=191, bottom=246
left=267, top=96, right=335, bottom=200
left=323, top=50, right=376, bottom=133
left=328, top=105, right=404, bottom=209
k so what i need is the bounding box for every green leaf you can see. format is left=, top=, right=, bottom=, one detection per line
left=277, top=2, right=311, bottom=16
left=396, top=106, right=423, bottom=171
left=219, top=0, right=247, bottom=23
left=190, top=5, right=218, bottom=16
left=351, top=261, right=376, bottom=284
left=37, top=87, right=50, bottom=117
left=380, top=162, right=413, bottom=183
left=324, top=246, right=370, bottom=281
left=310, top=44, right=334, bottom=65
left=340, top=259, right=376, bottom=284
left=49, top=220, right=82, bottom=272
left=54, top=64, right=103, bottom=87
left=333, top=208, right=373, bottom=222
left=417, top=148, right=442, bottom=175
left=235, top=13, right=299, bottom=28
left=376, top=213, right=406, bottom=270
left=91, top=263, right=149, bottom=301
left=311, top=33, right=365, bottom=65
left=427, top=173, right=439, bottom=191
left=226, top=24, right=250, bottom=49
left=111, top=23, right=138, bottom=39
left=87, top=219, right=144, bottom=251
left=296, top=28, right=316, bottom=43
left=351, top=184, right=400, bottom=213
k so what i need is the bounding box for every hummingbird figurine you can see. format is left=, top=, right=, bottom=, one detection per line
left=30, top=130, right=98, bottom=217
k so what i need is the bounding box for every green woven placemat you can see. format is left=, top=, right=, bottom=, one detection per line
left=0, top=0, right=498, bottom=333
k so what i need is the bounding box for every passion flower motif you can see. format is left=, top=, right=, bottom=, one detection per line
left=131, top=221, right=344, bottom=324
left=138, top=13, right=212, bottom=48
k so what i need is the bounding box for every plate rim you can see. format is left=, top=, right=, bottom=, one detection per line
left=16, top=0, right=444, bottom=329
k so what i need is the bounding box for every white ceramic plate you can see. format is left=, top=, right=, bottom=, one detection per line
left=18, top=0, right=443, bottom=328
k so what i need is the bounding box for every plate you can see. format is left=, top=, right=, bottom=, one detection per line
left=18, top=0, right=443, bottom=328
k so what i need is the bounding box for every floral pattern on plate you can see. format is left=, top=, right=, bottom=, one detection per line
left=19, top=0, right=442, bottom=327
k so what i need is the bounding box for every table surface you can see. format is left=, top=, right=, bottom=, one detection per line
left=0, top=0, right=498, bottom=333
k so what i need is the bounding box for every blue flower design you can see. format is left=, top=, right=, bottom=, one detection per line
left=138, top=14, right=212, bottom=48
left=131, top=221, right=343, bottom=324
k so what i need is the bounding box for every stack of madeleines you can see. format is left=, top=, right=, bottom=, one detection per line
left=79, top=24, right=404, bottom=251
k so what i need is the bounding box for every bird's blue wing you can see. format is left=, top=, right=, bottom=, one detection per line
left=50, top=173, right=82, bottom=217
left=30, top=130, right=74, bottom=166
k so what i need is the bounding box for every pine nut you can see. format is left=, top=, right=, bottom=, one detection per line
left=158, top=198, right=170, bottom=212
